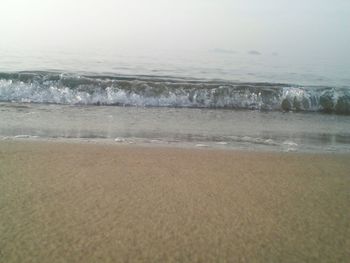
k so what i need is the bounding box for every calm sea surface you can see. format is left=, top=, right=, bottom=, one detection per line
left=1, top=48, right=350, bottom=86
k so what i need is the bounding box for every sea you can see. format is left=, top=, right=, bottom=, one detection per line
left=1, top=48, right=350, bottom=152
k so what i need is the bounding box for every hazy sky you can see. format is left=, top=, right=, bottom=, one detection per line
left=1, top=0, right=349, bottom=57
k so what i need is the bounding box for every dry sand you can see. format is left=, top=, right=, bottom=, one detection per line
left=0, top=140, right=349, bottom=263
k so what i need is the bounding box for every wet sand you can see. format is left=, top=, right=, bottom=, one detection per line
left=0, top=140, right=349, bottom=262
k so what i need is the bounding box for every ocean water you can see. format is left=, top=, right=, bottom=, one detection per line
left=0, top=49, right=349, bottom=152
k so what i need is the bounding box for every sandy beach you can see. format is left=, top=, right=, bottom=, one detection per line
left=0, top=140, right=349, bottom=262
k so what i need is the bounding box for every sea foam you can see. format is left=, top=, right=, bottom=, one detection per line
left=0, top=71, right=349, bottom=114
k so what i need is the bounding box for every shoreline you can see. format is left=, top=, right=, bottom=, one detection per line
left=1, top=140, right=350, bottom=262
left=1, top=136, right=349, bottom=154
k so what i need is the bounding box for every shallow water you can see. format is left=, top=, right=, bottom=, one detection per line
left=1, top=102, right=349, bottom=153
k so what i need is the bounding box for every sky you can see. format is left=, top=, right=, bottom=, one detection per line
left=0, top=0, right=349, bottom=58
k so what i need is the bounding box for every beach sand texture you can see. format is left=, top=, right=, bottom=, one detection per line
left=1, top=140, right=349, bottom=262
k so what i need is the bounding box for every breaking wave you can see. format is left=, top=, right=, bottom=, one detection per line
left=0, top=71, right=349, bottom=114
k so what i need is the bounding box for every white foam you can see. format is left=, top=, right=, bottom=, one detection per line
left=283, top=141, right=298, bottom=147
left=1, top=75, right=349, bottom=114
left=14, top=135, right=34, bottom=138
left=114, top=137, right=125, bottom=142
